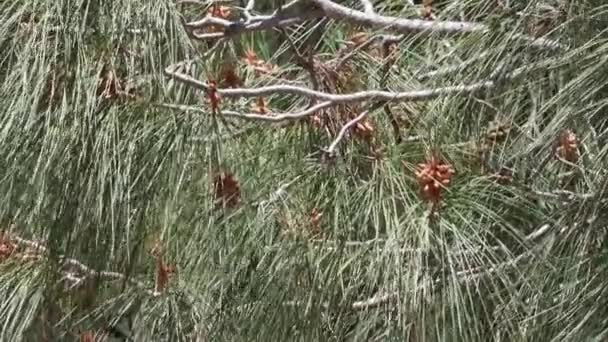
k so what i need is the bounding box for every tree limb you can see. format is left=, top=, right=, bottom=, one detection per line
left=180, top=0, right=563, bottom=50
left=159, top=101, right=335, bottom=122
left=165, top=64, right=527, bottom=104
left=359, top=0, right=375, bottom=15
left=311, top=0, right=482, bottom=35
left=11, top=235, right=160, bottom=296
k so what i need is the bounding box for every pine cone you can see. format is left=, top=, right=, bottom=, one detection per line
left=415, top=155, right=455, bottom=203
left=213, top=171, right=241, bottom=208
left=0, top=234, right=16, bottom=262
left=353, top=118, right=375, bottom=142
left=555, top=129, right=579, bottom=163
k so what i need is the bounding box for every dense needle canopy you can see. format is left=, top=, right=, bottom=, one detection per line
left=1, top=0, right=608, bottom=341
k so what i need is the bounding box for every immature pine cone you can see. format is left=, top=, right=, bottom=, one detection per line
left=556, top=129, right=579, bottom=163
left=213, top=171, right=241, bottom=208
left=0, top=234, right=15, bottom=262
left=353, top=119, right=375, bottom=142
left=415, top=155, right=455, bottom=203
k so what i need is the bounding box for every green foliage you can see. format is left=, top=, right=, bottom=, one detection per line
left=1, top=0, right=608, bottom=341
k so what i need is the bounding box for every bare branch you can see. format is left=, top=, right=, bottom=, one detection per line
left=185, top=1, right=324, bottom=40
left=313, top=0, right=483, bottom=34
left=333, top=34, right=402, bottom=71
left=191, top=16, right=318, bottom=40
left=310, top=0, right=563, bottom=50
left=163, top=63, right=534, bottom=134
left=352, top=291, right=395, bottom=310
left=186, top=16, right=232, bottom=29
left=244, top=0, right=255, bottom=21
left=165, top=65, right=526, bottom=103
left=160, top=101, right=334, bottom=122
left=179, top=0, right=562, bottom=50
left=525, top=224, right=551, bottom=241
left=324, top=109, right=370, bottom=155
left=280, top=27, right=319, bottom=91
left=527, top=188, right=596, bottom=202
left=256, top=175, right=303, bottom=210
left=416, top=51, right=492, bottom=80
left=12, top=235, right=160, bottom=296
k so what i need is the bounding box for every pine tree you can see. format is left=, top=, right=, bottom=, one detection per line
left=1, top=0, right=608, bottom=340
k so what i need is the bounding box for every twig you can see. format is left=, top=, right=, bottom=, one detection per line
left=333, top=34, right=402, bottom=71
left=243, top=0, right=255, bottom=21
left=266, top=235, right=500, bottom=255
left=191, top=126, right=257, bottom=142
left=159, top=101, right=334, bottom=122
left=62, top=273, right=85, bottom=289
left=323, top=110, right=370, bottom=155
left=416, top=51, right=492, bottom=80
left=378, top=37, right=403, bottom=143
left=255, top=175, right=303, bottom=209
left=361, top=222, right=555, bottom=307
left=352, top=291, right=395, bottom=310
left=280, top=28, right=319, bottom=91
left=528, top=189, right=595, bottom=202
left=11, top=235, right=160, bottom=296
left=359, top=0, right=375, bottom=14
left=525, top=224, right=551, bottom=241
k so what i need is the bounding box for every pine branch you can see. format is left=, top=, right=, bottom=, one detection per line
left=323, top=109, right=371, bottom=155
left=183, top=0, right=563, bottom=50
left=260, top=222, right=556, bottom=311
left=313, top=0, right=482, bottom=34
left=166, top=62, right=531, bottom=102
left=333, top=34, right=402, bottom=71
left=10, top=234, right=160, bottom=296
left=159, top=101, right=335, bottom=122
left=310, top=0, right=563, bottom=50
left=358, top=0, right=375, bottom=15
left=164, top=63, right=530, bottom=121
left=185, top=0, right=323, bottom=40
